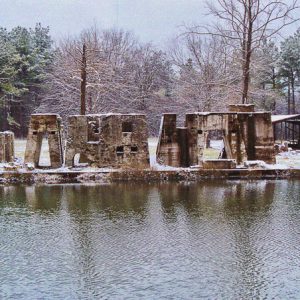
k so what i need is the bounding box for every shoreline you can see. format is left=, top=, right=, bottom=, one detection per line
left=1, top=168, right=300, bottom=184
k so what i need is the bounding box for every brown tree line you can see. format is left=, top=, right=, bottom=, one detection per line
left=38, top=28, right=175, bottom=134
left=3, top=0, right=298, bottom=135
left=189, top=0, right=299, bottom=103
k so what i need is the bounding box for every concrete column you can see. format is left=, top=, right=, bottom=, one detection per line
left=0, top=131, right=15, bottom=163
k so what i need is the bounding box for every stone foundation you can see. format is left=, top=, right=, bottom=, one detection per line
left=0, top=131, right=14, bottom=163
left=24, top=114, right=64, bottom=168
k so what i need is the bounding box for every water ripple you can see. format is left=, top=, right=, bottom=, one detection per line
left=0, top=181, right=300, bottom=299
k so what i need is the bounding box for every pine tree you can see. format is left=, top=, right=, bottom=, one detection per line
left=0, top=24, right=53, bottom=135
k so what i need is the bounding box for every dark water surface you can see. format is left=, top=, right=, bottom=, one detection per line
left=0, top=181, right=300, bottom=299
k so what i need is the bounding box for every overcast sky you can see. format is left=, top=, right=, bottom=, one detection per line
left=0, top=0, right=299, bottom=46
left=0, top=0, right=210, bottom=44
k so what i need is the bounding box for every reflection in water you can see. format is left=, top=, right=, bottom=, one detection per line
left=223, top=182, right=275, bottom=299
left=60, top=184, right=151, bottom=298
left=0, top=181, right=300, bottom=299
left=64, top=184, right=149, bottom=219
left=25, top=185, right=63, bottom=210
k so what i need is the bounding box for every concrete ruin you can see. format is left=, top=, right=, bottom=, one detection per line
left=201, top=159, right=237, bottom=170
left=65, top=114, right=150, bottom=168
left=228, top=104, right=255, bottom=113
left=24, top=114, right=64, bottom=168
left=0, top=131, right=14, bottom=163
left=156, top=106, right=275, bottom=167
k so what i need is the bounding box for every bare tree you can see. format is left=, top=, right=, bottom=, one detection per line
left=188, top=0, right=299, bottom=103
left=38, top=27, right=173, bottom=134
left=169, top=34, right=241, bottom=112
left=80, top=43, right=87, bottom=115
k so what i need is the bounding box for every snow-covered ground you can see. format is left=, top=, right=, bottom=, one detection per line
left=201, top=140, right=300, bottom=169
left=148, top=137, right=158, bottom=167
left=3, top=138, right=300, bottom=170
left=276, top=151, right=300, bottom=169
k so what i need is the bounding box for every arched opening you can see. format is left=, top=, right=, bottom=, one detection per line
left=38, top=134, right=51, bottom=167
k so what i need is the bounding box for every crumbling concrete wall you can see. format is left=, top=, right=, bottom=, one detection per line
left=156, top=114, right=189, bottom=167
left=98, top=114, right=150, bottom=168
left=185, top=113, right=229, bottom=166
left=65, top=115, right=99, bottom=166
left=24, top=114, right=64, bottom=168
left=187, top=112, right=275, bottom=164
left=65, top=114, right=150, bottom=168
left=157, top=110, right=276, bottom=167
left=251, top=113, right=275, bottom=163
left=228, top=104, right=255, bottom=112
left=0, top=131, right=14, bottom=163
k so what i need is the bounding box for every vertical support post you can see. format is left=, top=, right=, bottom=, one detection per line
left=48, top=132, right=63, bottom=168
left=293, top=122, right=295, bottom=145
left=281, top=122, right=283, bottom=144
left=285, top=122, right=287, bottom=142
left=24, top=131, right=43, bottom=166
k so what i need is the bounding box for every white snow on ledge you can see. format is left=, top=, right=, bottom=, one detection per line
left=243, top=160, right=289, bottom=170
left=151, top=163, right=182, bottom=171
left=1, top=152, right=299, bottom=173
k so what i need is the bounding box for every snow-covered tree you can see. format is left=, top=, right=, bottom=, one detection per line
left=278, top=30, right=300, bottom=114
left=38, top=27, right=174, bottom=134
left=0, top=24, right=53, bottom=135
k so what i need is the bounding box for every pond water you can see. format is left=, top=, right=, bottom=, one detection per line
left=0, top=181, right=300, bottom=299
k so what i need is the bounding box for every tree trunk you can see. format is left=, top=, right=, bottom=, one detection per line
left=80, top=43, right=87, bottom=115
left=242, top=53, right=251, bottom=104
left=291, top=72, right=295, bottom=114
left=241, top=4, right=253, bottom=104
left=287, top=78, right=291, bottom=114
left=272, top=67, right=276, bottom=111
left=272, top=67, right=276, bottom=89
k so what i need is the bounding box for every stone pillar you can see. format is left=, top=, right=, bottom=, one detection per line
left=24, top=114, right=64, bottom=168
left=0, top=131, right=15, bottom=163
left=252, top=113, right=276, bottom=164
left=185, top=113, right=199, bottom=166
left=0, top=134, right=4, bottom=162
left=178, top=127, right=189, bottom=167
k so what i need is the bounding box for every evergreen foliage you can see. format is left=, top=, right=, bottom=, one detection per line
left=0, top=23, right=53, bottom=136
left=278, top=30, right=300, bottom=114
left=1, top=22, right=300, bottom=135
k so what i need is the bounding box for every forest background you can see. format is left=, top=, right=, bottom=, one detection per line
left=1, top=0, right=300, bottom=136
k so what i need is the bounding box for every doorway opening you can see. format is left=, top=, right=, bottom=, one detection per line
left=38, top=135, right=51, bottom=167
left=202, top=130, right=225, bottom=159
